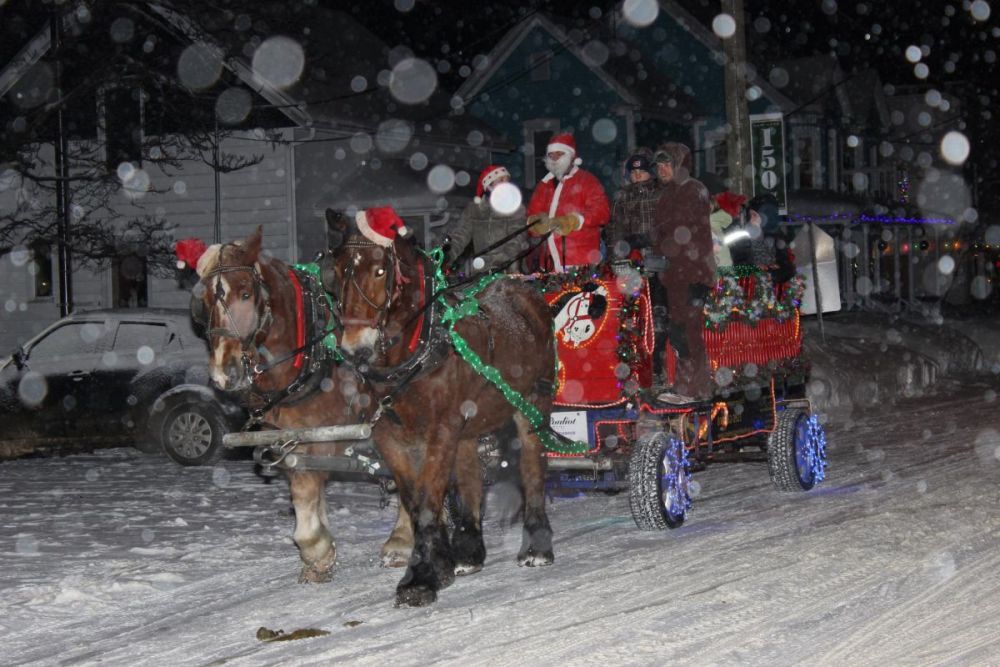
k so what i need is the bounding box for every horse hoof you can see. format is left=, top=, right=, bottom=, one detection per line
left=517, top=549, right=554, bottom=568
left=298, top=564, right=334, bottom=583
left=395, top=584, right=437, bottom=607
left=454, top=562, right=483, bottom=576
left=298, top=549, right=336, bottom=583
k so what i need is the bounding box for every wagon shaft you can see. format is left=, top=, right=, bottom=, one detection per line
left=222, top=424, right=372, bottom=448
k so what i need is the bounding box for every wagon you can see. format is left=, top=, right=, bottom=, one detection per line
left=540, top=261, right=827, bottom=530
left=222, top=259, right=827, bottom=532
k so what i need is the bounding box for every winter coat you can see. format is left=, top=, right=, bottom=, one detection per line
left=445, top=198, right=528, bottom=274
left=651, top=160, right=716, bottom=287
left=608, top=179, right=664, bottom=258
left=526, top=165, right=610, bottom=271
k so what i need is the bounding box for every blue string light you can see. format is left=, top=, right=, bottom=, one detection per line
left=786, top=212, right=955, bottom=225
left=805, top=414, right=828, bottom=483
left=661, top=436, right=692, bottom=517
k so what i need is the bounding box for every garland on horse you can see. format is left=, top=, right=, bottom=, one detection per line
left=322, top=206, right=558, bottom=607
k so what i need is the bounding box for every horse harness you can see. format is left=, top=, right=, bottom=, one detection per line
left=333, top=240, right=488, bottom=423
left=199, top=254, right=337, bottom=424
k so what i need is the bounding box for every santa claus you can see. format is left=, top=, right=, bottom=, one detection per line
left=526, top=133, right=610, bottom=272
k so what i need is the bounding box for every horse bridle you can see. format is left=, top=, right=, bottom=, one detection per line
left=203, top=264, right=273, bottom=353
left=336, top=238, right=401, bottom=356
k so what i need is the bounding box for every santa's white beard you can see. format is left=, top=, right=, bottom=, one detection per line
left=545, top=153, right=573, bottom=179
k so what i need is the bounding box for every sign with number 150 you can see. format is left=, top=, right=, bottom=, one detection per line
left=750, top=113, right=787, bottom=214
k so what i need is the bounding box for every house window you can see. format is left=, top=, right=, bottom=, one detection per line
left=703, top=129, right=729, bottom=181
left=112, top=254, right=148, bottom=308
left=529, top=51, right=552, bottom=81
left=31, top=242, right=53, bottom=298
left=795, top=135, right=817, bottom=189
left=102, top=86, right=144, bottom=170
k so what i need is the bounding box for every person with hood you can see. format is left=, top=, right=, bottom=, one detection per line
left=608, top=149, right=662, bottom=261
left=444, top=164, right=528, bottom=274
left=650, top=142, right=716, bottom=403
left=526, top=133, right=610, bottom=272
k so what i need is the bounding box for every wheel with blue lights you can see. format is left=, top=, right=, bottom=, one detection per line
left=767, top=408, right=827, bottom=492
left=628, top=431, right=692, bottom=530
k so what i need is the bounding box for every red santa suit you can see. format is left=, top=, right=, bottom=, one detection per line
left=526, top=135, right=610, bottom=271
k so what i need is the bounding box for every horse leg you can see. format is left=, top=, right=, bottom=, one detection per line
left=380, top=502, right=413, bottom=568
left=395, top=425, right=461, bottom=607
left=288, top=470, right=336, bottom=583
left=451, top=436, right=486, bottom=576
left=512, top=412, right=555, bottom=567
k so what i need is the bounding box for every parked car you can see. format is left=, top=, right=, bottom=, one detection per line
left=0, top=308, right=247, bottom=466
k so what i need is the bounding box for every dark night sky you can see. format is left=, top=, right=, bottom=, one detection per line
left=3, top=0, right=997, bottom=192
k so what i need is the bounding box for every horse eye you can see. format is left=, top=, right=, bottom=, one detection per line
left=375, top=267, right=386, bottom=278
left=241, top=292, right=252, bottom=300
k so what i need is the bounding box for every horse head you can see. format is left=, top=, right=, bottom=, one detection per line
left=192, top=226, right=274, bottom=392
left=324, top=207, right=416, bottom=364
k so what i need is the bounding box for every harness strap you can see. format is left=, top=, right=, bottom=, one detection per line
left=406, top=261, right=425, bottom=353
left=288, top=268, right=306, bottom=369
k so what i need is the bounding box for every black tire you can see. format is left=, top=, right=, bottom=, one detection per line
left=157, top=400, right=228, bottom=466
left=767, top=408, right=826, bottom=492
left=628, top=431, right=691, bottom=531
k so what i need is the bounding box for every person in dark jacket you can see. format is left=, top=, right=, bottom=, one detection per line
left=608, top=150, right=663, bottom=260
left=650, top=142, right=716, bottom=403
left=445, top=165, right=528, bottom=274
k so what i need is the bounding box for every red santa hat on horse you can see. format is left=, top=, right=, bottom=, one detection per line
left=355, top=206, right=410, bottom=247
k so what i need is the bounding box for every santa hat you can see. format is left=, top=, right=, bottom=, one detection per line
left=714, top=192, right=748, bottom=218
left=175, top=238, right=208, bottom=270
left=547, top=132, right=583, bottom=166
left=355, top=206, right=409, bottom=247
left=475, top=165, right=510, bottom=203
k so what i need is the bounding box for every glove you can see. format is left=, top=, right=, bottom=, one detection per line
left=552, top=214, right=581, bottom=236
left=527, top=213, right=553, bottom=236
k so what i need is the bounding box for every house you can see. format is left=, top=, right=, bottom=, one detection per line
left=0, top=3, right=499, bottom=350
left=453, top=3, right=794, bottom=196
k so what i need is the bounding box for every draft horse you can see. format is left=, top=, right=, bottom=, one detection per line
left=191, top=227, right=415, bottom=583
left=323, top=207, right=557, bottom=607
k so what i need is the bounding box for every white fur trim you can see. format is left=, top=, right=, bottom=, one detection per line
left=355, top=210, right=393, bottom=247
left=195, top=244, right=222, bottom=277
left=481, top=166, right=509, bottom=192
left=573, top=156, right=582, bottom=166
left=473, top=196, right=483, bottom=204
left=547, top=142, right=575, bottom=156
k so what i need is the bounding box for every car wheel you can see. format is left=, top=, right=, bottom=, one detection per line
left=158, top=400, right=228, bottom=466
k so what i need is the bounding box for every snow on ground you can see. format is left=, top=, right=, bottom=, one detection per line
left=2, top=316, right=1000, bottom=666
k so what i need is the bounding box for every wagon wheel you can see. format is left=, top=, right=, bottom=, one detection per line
left=767, top=408, right=828, bottom=492
left=628, top=431, right=692, bottom=531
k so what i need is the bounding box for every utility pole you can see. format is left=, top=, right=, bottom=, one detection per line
left=721, top=0, right=753, bottom=196
left=51, top=11, right=73, bottom=316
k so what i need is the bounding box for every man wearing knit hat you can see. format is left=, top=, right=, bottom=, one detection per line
left=526, top=132, right=610, bottom=272
left=443, top=164, right=528, bottom=274
left=608, top=148, right=662, bottom=261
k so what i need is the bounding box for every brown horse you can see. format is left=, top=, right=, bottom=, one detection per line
left=323, top=208, right=556, bottom=607
left=191, top=227, right=416, bottom=583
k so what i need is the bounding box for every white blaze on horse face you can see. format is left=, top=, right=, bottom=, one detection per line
left=339, top=324, right=379, bottom=355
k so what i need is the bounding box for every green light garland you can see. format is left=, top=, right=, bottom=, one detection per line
left=293, top=262, right=341, bottom=357
left=425, top=248, right=588, bottom=454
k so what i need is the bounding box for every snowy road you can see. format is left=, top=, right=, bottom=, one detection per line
left=2, top=378, right=1000, bottom=666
